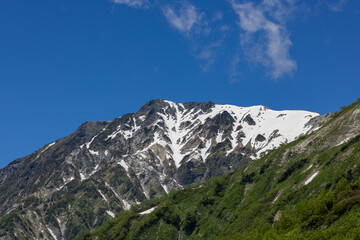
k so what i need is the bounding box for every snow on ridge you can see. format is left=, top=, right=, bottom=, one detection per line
left=35, top=142, right=56, bottom=159
left=159, top=101, right=318, bottom=164
left=157, top=104, right=186, bottom=168
left=102, top=100, right=319, bottom=168
left=47, top=142, right=56, bottom=148
left=81, top=127, right=107, bottom=149
left=215, top=104, right=319, bottom=157
left=106, top=117, right=141, bottom=141
left=85, top=135, right=97, bottom=149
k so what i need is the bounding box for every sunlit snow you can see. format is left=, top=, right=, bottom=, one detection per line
left=304, top=171, right=319, bottom=185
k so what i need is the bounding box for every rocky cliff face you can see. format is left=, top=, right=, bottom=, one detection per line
left=0, top=99, right=321, bottom=240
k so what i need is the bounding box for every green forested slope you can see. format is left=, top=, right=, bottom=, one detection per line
left=77, top=100, right=360, bottom=240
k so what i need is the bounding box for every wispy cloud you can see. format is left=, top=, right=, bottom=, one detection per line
left=230, top=0, right=297, bottom=79
left=327, top=0, right=349, bottom=12
left=230, top=50, right=242, bottom=83
left=212, top=11, right=224, bottom=21
left=162, top=2, right=225, bottom=71
left=194, top=40, right=224, bottom=72
left=112, top=0, right=150, bottom=9
left=162, top=3, right=204, bottom=36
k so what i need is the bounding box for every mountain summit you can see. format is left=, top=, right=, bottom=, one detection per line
left=0, top=99, right=322, bottom=239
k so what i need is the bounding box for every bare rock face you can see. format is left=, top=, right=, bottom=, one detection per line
left=0, top=99, right=322, bottom=240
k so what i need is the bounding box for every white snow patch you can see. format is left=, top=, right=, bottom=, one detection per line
left=36, top=142, right=56, bottom=159
left=97, top=189, right=108, bottom=203
left=106, top=210, right=115, bottom=218
left=142, top=187, right=150, bottom=199
left=305, top=171, right=319, bottom=185
left=139, top=206, right=157, bottom=215
left=153, top=132, right=169, bottom=148
left=199, top=138, right=211, bottom=162
left=46, top=226, right=57, bottom=240
left=47, top=142, right=56, bottom=148
left=305, top=164, right=313, bottom=171
left=336, top=137, right=352, bottom=146
left=272, top=190, right=283, bottom=204
left=156, top=101, right=221, bottom=168
left=105, top=182, right=121, bottom=200
left=106, top=117, right=141, bottom=140
left=81, top=127, right=106, bottom=149
left=86, top=136, right=97, bottom=149
left=161, top=184, right=169, bottom=194
left=89, top=150, right=99, bottom=155
left=80, top=173, right=86, bottom=181
left=216, top=131, right=224, bottom=143
left=105, top=182, right=131, bottom=210
left=79, top=163, right=100, bottom=182
left=172, top=178, right=183, bottom=188
left=118, top=160, right=129, bottom=172
left=122, top=199, right=131, bottom=210
left=158, top=105, right=184, bottom=168
left=57, top=177, right=74, bottom=190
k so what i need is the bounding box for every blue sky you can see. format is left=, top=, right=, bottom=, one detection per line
left=1, top=0, right=359, bottom=168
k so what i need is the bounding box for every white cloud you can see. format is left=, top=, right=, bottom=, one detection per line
left=213, top=11, right=224, bottom=21
left=230, top=0, right=297, bottom=79
left=328, top=0, right=349, bottom=12
left=112, top=0, right=149, bottom=9
left=230, top=51, right=242, bottom=83
left=162, top=3, right=204, bottom=36
left=195, top=40, right=223, bottom=72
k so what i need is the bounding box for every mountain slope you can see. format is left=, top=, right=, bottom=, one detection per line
left=75, top=99, right=360, bottom=240
left=0, top=99, right=321, bottom=240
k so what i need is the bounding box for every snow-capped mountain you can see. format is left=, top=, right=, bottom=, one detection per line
left=0, top=99, right=323, bottom=240
left=70, top=99, right=319, bottom=190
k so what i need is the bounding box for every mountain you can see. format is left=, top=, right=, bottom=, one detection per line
left=0, top=99, right=323, bottom=240
left=75, top=100, right=360, bottom=240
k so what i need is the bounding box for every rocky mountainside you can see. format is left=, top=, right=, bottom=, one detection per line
left=0, top=99, right=322, bottom=240
left=76, top=101, right=360, bottom=240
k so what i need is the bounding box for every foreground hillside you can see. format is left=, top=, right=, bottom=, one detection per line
left=76, top=99, right=360, bottom=240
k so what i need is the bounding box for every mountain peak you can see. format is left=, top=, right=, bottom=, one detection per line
left=0, top=99, right=324, bottom=240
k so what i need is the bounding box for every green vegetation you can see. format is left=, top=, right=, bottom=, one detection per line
left=76, top=128, right=360, bottom=239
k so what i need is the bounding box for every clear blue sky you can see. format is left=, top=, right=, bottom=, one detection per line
left=1, top=0, right=359, bottom=168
